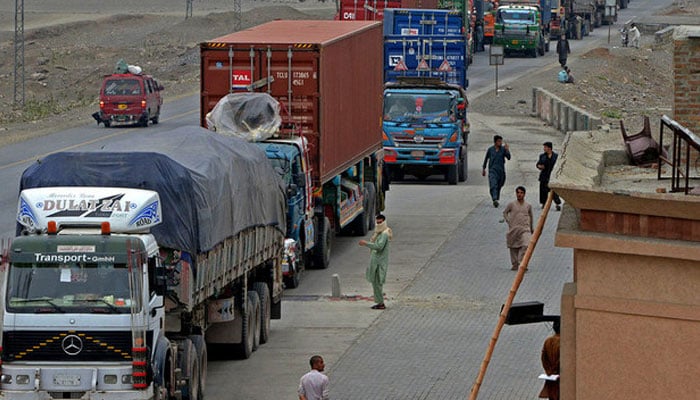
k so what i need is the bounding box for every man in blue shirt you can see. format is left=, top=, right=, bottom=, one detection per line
left=482, top=135, right=511, bottom=207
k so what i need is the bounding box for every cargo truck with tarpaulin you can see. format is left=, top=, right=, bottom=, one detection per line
left=200, top=21, right=386, bottom=286
left=0, top=126, right=286, bottom=399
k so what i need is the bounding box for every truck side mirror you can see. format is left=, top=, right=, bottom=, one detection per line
left=456, top=99, right=467, bottom=120
left=154, top=262, right=167, bottom=296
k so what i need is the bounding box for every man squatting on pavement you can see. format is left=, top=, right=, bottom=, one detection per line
left=503, top=186, right=534, bottom=271
left=536, top=141, right=562, bottom=211
left=482, top=135, right=511, bottom=208
left=298, top=355, right=329, bottom=400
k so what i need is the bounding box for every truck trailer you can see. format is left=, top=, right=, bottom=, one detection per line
left=335, top=0, right=441, bottom=20
left=0, top=126, right=287, bottom=399
left=200, top=21, right=386, bottom=286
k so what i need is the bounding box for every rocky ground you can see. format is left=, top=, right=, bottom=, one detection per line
left=0, top=0, right=697, bottom=145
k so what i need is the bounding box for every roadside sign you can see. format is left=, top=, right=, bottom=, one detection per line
left=437, top=59, right=452, bottom=72
left=489, top=45, right=504, bottom=66
left=416, top=58, right=430, bottom=71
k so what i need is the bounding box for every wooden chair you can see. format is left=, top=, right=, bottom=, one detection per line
left=620, top=116, right=667, bottom=166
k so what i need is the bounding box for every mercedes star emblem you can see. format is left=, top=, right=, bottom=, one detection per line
left=61, top=335, right=83, bottom=356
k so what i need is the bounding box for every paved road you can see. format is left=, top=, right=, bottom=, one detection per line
left=0, top=0, right=674, bottom=398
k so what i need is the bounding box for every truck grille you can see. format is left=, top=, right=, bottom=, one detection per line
left=2, top=330, right=151, bottom=362
left=392, top=134, right=445, bottom=148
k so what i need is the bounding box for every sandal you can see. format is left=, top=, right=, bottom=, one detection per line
left=371, top=303, right=386, bottom=310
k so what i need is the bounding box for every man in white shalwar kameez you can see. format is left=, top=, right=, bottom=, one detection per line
left=503, top=186, right=534, bottom=271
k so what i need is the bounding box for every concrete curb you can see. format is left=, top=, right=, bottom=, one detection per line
left=531, top=86, right=603, bottom=134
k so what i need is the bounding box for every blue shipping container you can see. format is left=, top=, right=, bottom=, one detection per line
left=384, top=35, right=467, bottom=88
left=383, top=8, right=464, bottom=37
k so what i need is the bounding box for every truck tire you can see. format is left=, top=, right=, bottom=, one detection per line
left=365, top=183, right=377, bottom=231
left=538, top=40, right=545, bottom=56
left=189, top=335, right=206, bottom=400
left=283, top=245, right=302, bottom=289
left=235, top=292, right=256, bottom=359
left=446, top=164, right=458, bottom=185
left=248, top=290, right=261, bottom=351
left=103, top=120, right=111, bottom=128
left=253, top=282, right=271, bottom=344
left=140, top=114, right=149, bottom=127
left=179, top=339, right=201, bottom=400
left=458, top=149, right=468, bottom=182
left=313, top=216, right=332, bottom=269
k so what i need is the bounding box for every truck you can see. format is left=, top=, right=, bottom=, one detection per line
left=437, top=0, right=476, bottom=59
left=382, top=77, right=469, bottom=184
left=493, top=0, right=552, bottom=57
left=0, top=126, right=287, bottom=399
left=564, top=0, right=627, bottom=40
left=335, top=0, right=441, bottom=20
left=383, top=8, right=469, bottom=88
left=200, top=21, right=386, bottom=286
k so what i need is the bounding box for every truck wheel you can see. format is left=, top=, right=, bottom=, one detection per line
left=179, top=339, right=200, bottom=400
left=458, top=150, right=468, bottom=182
left=140, top=113, right=149, bottom=127
left=189, top=335, right=206, bottom=400
left=103, top=120, right=111, bottom=128
left=152, top=108, right=160, bottom=124
left=446, top=164, right=458, bottom=185
left=313, top=216, right=332, bottom=269
left=365, top=183, right=377, bottom=230
left=248, top=290, right=261, bottom=351
left=284, top=248, right=302, bottom=289
left=538, top=40, right=545, bottom=56
left=253, top=282, right=271, bottom=344
left=235, top=292, right=255, bottom=359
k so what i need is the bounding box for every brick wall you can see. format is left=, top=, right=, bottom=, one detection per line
left=673, top=27, right=700, bottom=134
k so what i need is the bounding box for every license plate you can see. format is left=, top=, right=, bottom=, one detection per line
left=511, top=40, right=519, bottom=45
left=117, top=104, right=127, bottom=110
left=410, top=150, right=425, bottom=158
left=54, top=374, right=81, bottom=386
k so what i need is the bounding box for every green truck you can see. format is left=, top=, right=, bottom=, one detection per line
left=493, top=0, right=551, bottom=57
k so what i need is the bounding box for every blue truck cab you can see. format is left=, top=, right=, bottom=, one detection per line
left=382, top=77, right=469, bottom=184
left=255, top=138, right=315, bottom=289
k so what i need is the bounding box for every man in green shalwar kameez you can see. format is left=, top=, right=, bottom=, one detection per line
left=359, top=214, right=393, bottom=310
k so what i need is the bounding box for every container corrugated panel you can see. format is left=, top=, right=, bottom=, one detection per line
left=383, top=8, right=464, bottom=36
left=337, top=0, right=402, bottom=20
left=402, top=0, right=440, bottom=8
left=200, top=20, right=384, bottom=185
left=384, top=36, right=467, bottom=87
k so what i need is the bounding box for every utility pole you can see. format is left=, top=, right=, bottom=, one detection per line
left=14, top=0, right=25, bottom=107
left=234, top=0, right=242, bottom=31
left=185, top=0, right=193, bottom=19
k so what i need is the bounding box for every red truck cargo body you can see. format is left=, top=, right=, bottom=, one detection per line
left=200, top=20, right=383, bottom=185
left=334, top=0, right=439, bottom=20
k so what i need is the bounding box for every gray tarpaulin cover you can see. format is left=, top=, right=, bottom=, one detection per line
left=205, top=92, right=281, bottom=142
left=18, top=126, right=286, bottom=255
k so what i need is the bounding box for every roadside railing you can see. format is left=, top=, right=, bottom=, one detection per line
left=658, top=115, right=700, bottom=194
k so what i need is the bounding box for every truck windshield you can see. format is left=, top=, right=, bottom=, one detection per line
left=5, top=262, right=134, bottom=314
left=384, top=93, right=455, bottom=123
left=498, top=10, right=536, bottom=24
left=104, top=78, right=141, bottom=96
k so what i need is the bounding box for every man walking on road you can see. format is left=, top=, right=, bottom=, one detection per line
left=556, top=34, right=570, bottom=67
left=298, top=355, right=329, bottom=400
left=536, top=142, right=562, bottom=211
left=482, top=135, right=511, bottom=207
left=359, top=214, right=392, bottom=310
left=503, top=186, right=533, bottom=271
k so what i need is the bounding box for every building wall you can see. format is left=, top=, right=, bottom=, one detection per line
left=673, top=27, right=700, bottom=134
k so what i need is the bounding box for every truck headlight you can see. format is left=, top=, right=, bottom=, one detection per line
left=15, top=375, right=30, bottom=385
left=1, top=374, right=12, bottom=384
left=121, top=374, right=133, bottom=384
left=104, top=375, right=118, bottom=384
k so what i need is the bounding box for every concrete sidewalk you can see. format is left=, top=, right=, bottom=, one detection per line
left=327, top=112, right=572, bottom=399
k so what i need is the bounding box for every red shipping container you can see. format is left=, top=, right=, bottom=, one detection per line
left=200, top=21, right=384, bottom=185
left=336, top=0, right=402, bottom=20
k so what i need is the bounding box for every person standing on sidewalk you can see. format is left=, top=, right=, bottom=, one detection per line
left=536, top=142, right=562, bottom=211
left=298, top=355, right=330, bottom=400
left=538, top=320, right=561, bottom=400
left=482, top=135, right=511, bottom=207
left=359, top=214, right=393, bottom=310
left=556, top=34, right=570, bottom=67
left=503, top=186, right=533, bottom=270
